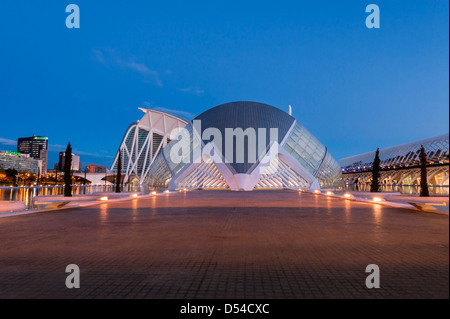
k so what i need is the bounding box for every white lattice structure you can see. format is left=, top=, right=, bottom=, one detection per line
left=112, top=102, right=344, bottom=191
left=253, top=155, right=310, bottom=189
left=165, top=138, right=323, bottom=191
left=143, top=102, right=343, bottom=191
left=110, top=108, right=188, bottom=184
left=176, top=156, right=229, bottom=189
left=344, top=165, right=449, bottom=186
left=339, top=134, right=449, bottom=187
left=340, top=134, right=449, bottom=172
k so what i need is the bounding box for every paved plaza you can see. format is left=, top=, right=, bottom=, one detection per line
left=0, top=190, right=448, bottom=299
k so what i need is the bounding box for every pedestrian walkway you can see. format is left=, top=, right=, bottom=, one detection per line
left=0, top=190, right=448, bottom=298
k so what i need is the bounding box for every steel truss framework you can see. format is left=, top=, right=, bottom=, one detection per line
left=339, top=134, right=449, bottom=173
left=113, top=104, right=343, bottom=191
left=343, top=165, right=449, bottom=187
left=339, top=133, right=449, bottom=188
left=110, top=108, right=188, bottom=184
left=254, top=155, right=310, bottom=189
left=172, top=149, right=314, bottom=191
left=164, top=119, right=342, bottom=191
left=177, top=156, right=229, bottom=189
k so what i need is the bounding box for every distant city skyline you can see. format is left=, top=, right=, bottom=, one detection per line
left=0, top=136, right=101, bottom=170
left=0, top=1, right=448, bottom=168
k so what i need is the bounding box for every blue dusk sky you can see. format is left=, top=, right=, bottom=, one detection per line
left=0, top=0, right=448, bottom=168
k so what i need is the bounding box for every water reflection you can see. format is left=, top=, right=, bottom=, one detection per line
left=372, top=204, right=383, bottom=228
left=344, top=199, right=351, bottom=223
left=326, top=196, right=332, bottom=216
left=99, top=203, right=108, bottom=225
left=151, top=196, right=158, bottom=216
left=131, top=198, right=138, bottom=221
left=0, top=184, right=147, bottom=209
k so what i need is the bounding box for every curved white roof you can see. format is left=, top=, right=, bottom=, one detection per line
left=339, top=133, right=449, bottom=172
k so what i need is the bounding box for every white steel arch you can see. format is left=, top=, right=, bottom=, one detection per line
left=339, top=134, right=449, bottom=172
left=110, top=108, right=189, bottom=184
left=343, top=165, right=449, bottom=187
left=339, top=133, right=449, bottom=188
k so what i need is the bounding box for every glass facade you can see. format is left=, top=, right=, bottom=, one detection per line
left=113, top=125, right=137, bottom=175
left=284, top=122, right=343, bottom=189
left=145, top=154, right=173, bottom=188
left=0, top=151, right=40, bottom=174
left=145, top=124, right=201, bottom=188
left=314, top=152, right=343, bottom=189
left=17, top=136, right=48, bottom=174
left=118, top=102, right=345, bottom=190
left=284, top=122, right=326, bottom=175
left=164, top=125, right=201, bottom=176
left=17, top=136, right=48, bottom=159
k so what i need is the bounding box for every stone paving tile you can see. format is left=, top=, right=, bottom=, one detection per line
left=0, top=190, right=448, bottom=299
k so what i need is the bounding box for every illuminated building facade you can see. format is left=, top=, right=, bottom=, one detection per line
left=339, top=134, right=449, bottom=187
left=0, top=151, right=41, bottom=174
left=17, top=135, right=48, bottom=174
left=58, top=152, right=82, bottom=172
left=111, top=102, right=343, bottom=191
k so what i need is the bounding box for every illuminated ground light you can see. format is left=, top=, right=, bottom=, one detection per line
left=313, top=189, right=321, bottom=194
left=99, top=196, right=108, bottom=201
left=151, top=191, right=157, bottom=195
left=372, top=197, right=384, bottom=203
left=183, top=188, right=187, bottom=191
left=130, top=193, right=139, bottom=198
left=344, top=193, right=353, bottom=199
left=164, top=190, right=170, bottom=193
left=326, top=191, right=334, bottom=196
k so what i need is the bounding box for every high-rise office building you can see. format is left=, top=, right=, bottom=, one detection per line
left=58, top=152, right=82, bottom=172
left=17, top=135, right=48, bottom=175
left=38, top=149, right=48, bottom=175
left=0, top=151, right=41, bottom=175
